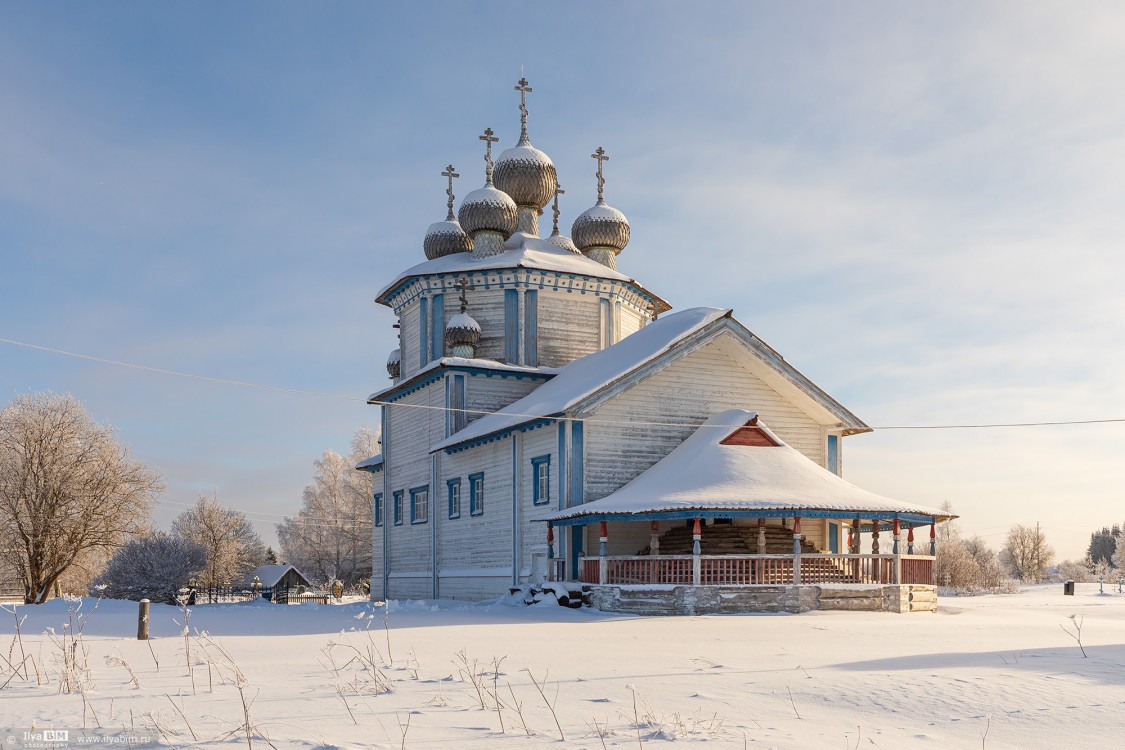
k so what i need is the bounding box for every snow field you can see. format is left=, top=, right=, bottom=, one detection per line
left=2, top=584, right=1124, bottom=749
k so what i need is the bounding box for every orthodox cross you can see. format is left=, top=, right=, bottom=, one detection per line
left=592, top=146, right=609, bottom=202
left=551, top=186, right=565, bottom=234
left=514, top=77, right=532, bottom=142
left=479, top=128, right=499, bottom=184
left=441, top=164, right=459, bottom=221
left=454, top=277, right=472, bottom=314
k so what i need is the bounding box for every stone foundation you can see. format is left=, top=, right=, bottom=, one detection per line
left=584, top=584, right=937, bottom=615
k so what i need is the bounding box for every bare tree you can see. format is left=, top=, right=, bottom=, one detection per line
left=277, top=429, right=377, bottom=586
left=0, top=392, right=163, bottom=603
left=171, top=493, right=266, bottom=590
left=1002, top=523, right=1054, bottom=583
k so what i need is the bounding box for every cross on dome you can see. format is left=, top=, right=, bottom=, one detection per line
left=551, top=186, right=565, bottom=234
left=592, top=146, right=609, bottom=203
left=441, top=165, right=459, bottom=221
left=479, top=128, right=500, bottom=184
left=454, top=277, right=472, bottom=314
left=514, top=77, right=533, bottom=144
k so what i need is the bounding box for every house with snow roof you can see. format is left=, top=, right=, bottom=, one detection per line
left=358, top=79, right=951, bottom=614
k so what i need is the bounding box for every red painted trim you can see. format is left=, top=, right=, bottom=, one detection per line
left=599, top=520, right=608, bottom=539
left=793, top=516, right=801, bottom=535
left=692, top=518, right=702, bottom=537
left=907, top=527, right=914, bottom=543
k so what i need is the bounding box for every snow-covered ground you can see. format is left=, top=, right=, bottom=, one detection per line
left=2, top=584, right=1123, bottom=749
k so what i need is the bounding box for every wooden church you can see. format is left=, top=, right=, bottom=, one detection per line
left=359, top=80, right=950, bottom=614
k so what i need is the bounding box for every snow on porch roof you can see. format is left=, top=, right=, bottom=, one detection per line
left=537, top=410, right=954, bottom=525
left=431, top=307, right=732, bottom=452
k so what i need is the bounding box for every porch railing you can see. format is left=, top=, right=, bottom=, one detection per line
left=579, top=553, right=935, bottom=586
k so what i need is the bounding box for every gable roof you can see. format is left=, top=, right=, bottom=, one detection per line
left=241, top=564, right=310, bottom=589
left=538, top=410, right=952, bottom=524
left=432, top=306, right=869, bottom=453
left=431, top=307, right=732, bottom=452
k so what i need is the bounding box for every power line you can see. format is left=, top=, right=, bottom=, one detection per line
left=5, top=336, right=1125, bottom=432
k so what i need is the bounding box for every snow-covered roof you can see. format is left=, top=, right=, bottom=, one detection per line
left=432, top=308, right=731, bottom=451
left=368, top=357, right=558, bottom=404
left=375, top=232, right=669, bottom=310
left=538, top=410, right=953, bottom=524
left=355, top=454, right=384, bottom=471
left=242, top=564, right=310, bottom=589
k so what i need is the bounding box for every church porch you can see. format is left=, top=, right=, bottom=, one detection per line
left=542, top=511, right=940, bottom=614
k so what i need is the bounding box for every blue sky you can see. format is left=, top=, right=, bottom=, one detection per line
left=2, top=2, right=1123, bottom=561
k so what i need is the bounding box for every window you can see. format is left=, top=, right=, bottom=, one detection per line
left=447, top=478, right=461, bottom=519
left=531, top=455, right=551, bottom=506
left=374, top=493, right=383, bottom=527
left=469, top=472, right=484, bottom=516
left=393, top=490, right=404, bottom=526
left=410, top=486, right=429, bottom=525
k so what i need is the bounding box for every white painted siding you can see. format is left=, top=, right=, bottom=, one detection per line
left=583, top=336, right=827, bottom=504
left=537, top=293, right=600, bottom=366
left=382, top=382, right=444, bottom=599
left=465, top=373, right=544, bottom=426
left=436, top=441, right=514, bottom=595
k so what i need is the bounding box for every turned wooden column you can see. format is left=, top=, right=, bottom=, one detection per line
left=692, top=518, right=702, bottom=585
left=757, top=518, right=767, bottom=554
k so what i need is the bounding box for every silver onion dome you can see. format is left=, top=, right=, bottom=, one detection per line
left=547, top=231, right=581, bottom=254
left=495, top=143, right=557, bottom=209
left=386, top=348, right=401, bottom=380
left=445, top=311, right=481, bottom=351
left=458, top=185, right=518, bottom=237
left=423, top=219, right=473, bottom=259
left=546, top=185, right=580, bottom=254
left=459, top=128, right=519, bottom=240
left=494, top=78, right=558, bottom=210
left=572, top=201, right=630, bottom=253
left=425, top=165, right=473, bottom=259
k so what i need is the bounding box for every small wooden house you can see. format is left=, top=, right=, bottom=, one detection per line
left=242, top=564, right=310, bottom=594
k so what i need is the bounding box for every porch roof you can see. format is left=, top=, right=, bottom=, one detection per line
left=537, top=409, right=955, bottom=527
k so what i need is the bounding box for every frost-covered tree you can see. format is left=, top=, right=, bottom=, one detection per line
left=932, top=502, right=1015, bottom=593
left=1055, top=558, right=1095, bottom=583
left=277, top=429, right=378, bottom=587
left=1113, top=532, right=1125, bottom=572
left=1002, top=524, right=1054, bottom=583
left=94, top=532, right=207, bottom=603
left=0, top=392, right=163, bottom=603
left=171, top=493, right=266, bottom=589
left=1086, top=524, right=1120, bottom=568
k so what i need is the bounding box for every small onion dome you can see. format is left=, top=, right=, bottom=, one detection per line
left=445, top=312, right=481, bottom=356
left=458, top=185, right=518, bottom=238
left=386, top=348, right=401, bottom=379
left=494, top=143, right=558, bottom=210
left=572, top=201, right=631, bottom=254
left=423, top=219, right=473, bottom=259
left=546, top=230, right=581, bottom=254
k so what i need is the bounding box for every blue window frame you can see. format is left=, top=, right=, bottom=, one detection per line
left=393, top=490, right=404, bottom=526
left=410, top=485, right=429, bottom=525
left=827, top=435, right=840, bottom=476
left=531, top=455, right=551, bottom=506
left=447, top=478, right=461, bottom=519
left=419, top=297, right=429, bottom=367
left=431, top=293, right=445, bottom=360
left=469, top=472, right=484, bottom=516
left=374, top=493, right=383, bottom=527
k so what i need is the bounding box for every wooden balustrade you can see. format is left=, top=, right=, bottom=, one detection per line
left=578, top=553, right=936, bottom=586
